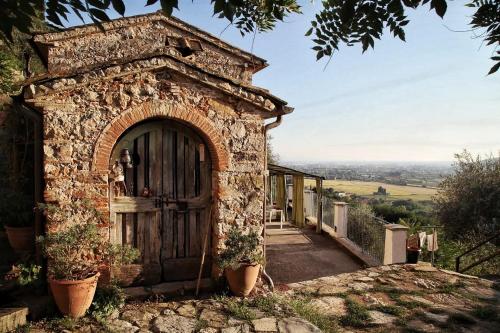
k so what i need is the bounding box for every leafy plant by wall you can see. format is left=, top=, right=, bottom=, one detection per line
left=37, top=201, right=140, bottom=280
left=217, top=226, right=264, bottom=270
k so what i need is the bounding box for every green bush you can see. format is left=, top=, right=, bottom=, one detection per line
left=5, top=262, right=42, bottom=288
left=16, top=263, right=42, bottom=287
left=217, top=226, right=263, bottom=270
left=0, top=50, right=22, bottom=94
left=37, top=201, right=140, bottom=280
left=89, top=284, right=126, bottom=320
left=434, top=151, right=500, bottom=240
left=424, top=233, right=500, bottom=277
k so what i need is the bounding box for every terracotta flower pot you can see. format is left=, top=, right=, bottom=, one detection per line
left=225, top=263, right=261, bottom=297
left=49, top=273, right=100, bottom=318
left=5, top=226, right=34, bottom=253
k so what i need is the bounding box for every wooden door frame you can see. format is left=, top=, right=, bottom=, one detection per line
left=108, top=117, right=214, bottom=285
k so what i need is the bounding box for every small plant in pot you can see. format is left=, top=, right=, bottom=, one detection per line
left=217, top=226, right=264, bottom=297
left=37, top=201, right=139, bottom=318
left=1, top=190, right=35, bottom=253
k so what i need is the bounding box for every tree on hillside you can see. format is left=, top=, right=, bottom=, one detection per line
left=0, top=0, right=499, bottom=79
left=267, top=134, right=280, bottom=164
left=434, top=150, right=500, bottom=240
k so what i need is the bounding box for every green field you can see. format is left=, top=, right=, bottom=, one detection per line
left=306, top=179, right=438, bottom=201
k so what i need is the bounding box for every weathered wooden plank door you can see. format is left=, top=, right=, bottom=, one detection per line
left=109, top=120, right=212, bottom=285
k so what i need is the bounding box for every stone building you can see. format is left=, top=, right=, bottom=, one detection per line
left=23, top=12, right=292, bottom=285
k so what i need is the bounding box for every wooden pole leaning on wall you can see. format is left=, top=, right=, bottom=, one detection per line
left=316, top=177, right=323, bottom=234
left=196, top=200, right=213, bottom=297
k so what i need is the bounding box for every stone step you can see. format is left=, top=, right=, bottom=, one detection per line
left=0, top=308, right=28, bottom=333
left=124, top=278, right=213, bottom=299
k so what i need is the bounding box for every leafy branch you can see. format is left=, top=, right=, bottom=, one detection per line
left=0, top=0, right=498, bottom=75
left=306, top=0, right=499, bottom=75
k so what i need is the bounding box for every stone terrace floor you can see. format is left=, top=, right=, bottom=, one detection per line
left=265, top=222, right=363, bottom=284
left=29, top=263, right=500, bottom=333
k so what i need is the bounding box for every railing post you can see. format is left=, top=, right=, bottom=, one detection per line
left=383, top=224, right=409, bottom=265
left=333, top=202, right=348, bottom=238
left=316, top=178, right=322, bottom=234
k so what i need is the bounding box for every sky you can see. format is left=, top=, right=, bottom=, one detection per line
left=65, top=1, right=500, bottom=163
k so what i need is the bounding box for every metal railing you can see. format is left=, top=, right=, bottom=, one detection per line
left=455, top=231, right=500, bottom=273
left=347, top=209, right=389, bottom=264
left=303, top=190, right=317, bottom=218
left=322, top=197, right=336, bottom=229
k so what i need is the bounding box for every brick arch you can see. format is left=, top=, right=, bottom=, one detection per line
left=91, top=101, right=229, bottom=172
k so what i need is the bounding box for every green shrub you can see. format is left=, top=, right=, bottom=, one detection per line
left=0, top=50, right=22, bottom=94
left=217, top=226, right=263, bottom=270
left=89, top=284, right=126, bottom=320
left=16, top=263, right=42, bottom=287
left=431, top=234, right=500, bottom=277
left=37, top=201, right=140, bottom=280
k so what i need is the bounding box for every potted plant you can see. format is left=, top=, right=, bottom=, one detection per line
left=5, top=262, right=43, bottom=291
left=1, top=190, right=34, bottom=253
left=217, top=226, right=264, bottom=297
left=37, top=202, right=139, bottom=318
left=0, top=106, right=36, bottom=253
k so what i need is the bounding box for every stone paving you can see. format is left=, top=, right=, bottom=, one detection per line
left=29, top=263, right=499, bottom=333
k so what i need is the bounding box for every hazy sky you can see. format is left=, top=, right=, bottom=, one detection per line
left=66, top=1, right=499, bottom=162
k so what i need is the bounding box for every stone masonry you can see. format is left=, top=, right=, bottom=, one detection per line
left=23, top=12, right=292, bottom=276
left=28, top=264, right=500, bottom=332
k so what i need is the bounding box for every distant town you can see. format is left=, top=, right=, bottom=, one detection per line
left=284, top=161, right=453, bottom=188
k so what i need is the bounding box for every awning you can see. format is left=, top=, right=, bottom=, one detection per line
left=268, top=163, right=325, bottom=179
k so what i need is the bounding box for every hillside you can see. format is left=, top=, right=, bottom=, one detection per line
left=306, top=179, right=438, bottom=201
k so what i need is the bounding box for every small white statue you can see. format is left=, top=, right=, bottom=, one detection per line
left=111, top=160, right=125, bottom=182
left=110, top=160, right=127, bottom=195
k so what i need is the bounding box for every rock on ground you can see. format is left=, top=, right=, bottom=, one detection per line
left=277, top=317, right=322, bottom=333
left=251, top=317, right=277, bottom=332
left=107, top=319, right=139, bottom=333
left=310, top=296, right=347, bottom=316
left=151, top=315, right=196, bottom=333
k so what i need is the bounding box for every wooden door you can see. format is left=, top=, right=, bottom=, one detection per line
left=109, top=120, right=212, bottom=285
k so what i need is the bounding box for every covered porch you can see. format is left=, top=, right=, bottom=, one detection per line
left=263, top=164, right=363, bottom=285
left=266, top=163, right=324, bottom=231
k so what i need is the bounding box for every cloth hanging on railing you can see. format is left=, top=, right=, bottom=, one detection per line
left=427, top=232, right=439, bottom=251
left=418, top=232, right=427, bottom=248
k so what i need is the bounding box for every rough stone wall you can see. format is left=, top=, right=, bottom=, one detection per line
left=30, top=57, right=266, bottom=257
left=35, top=15, right=261, bottom=84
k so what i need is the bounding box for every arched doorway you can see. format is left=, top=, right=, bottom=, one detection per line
left=109, top=118, right=212, bottom=285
